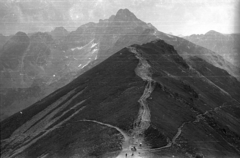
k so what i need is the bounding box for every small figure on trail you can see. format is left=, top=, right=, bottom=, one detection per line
left=133, top=146, right=136, bottom=151
left=131, top=146, right=136, bottom=151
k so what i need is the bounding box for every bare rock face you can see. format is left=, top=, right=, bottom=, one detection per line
left=64, top=8, right=149, bottom=61
left=0, top=31, right=101, bottom=120
left=1, top=39, right=240, bottom=158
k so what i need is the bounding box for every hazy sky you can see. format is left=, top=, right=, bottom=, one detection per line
left=0, top=0, right=239, bottom=35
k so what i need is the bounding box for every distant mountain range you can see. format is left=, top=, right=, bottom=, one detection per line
left=0, top=9, right=239, bottom=123
left=1, top=38, right=240, bottom=158
left=0, top=9, right=152, bottom=120
left=184, top=30, right=240, bottom=69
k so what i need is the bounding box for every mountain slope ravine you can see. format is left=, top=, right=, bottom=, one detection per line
left=116, top=47, right=155, bottom=158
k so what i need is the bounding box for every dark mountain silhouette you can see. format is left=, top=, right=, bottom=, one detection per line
left=1, top=39, right=240, bottom=158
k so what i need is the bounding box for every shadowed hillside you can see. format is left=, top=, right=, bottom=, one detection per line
left=1, top=39, right=240, bottom=158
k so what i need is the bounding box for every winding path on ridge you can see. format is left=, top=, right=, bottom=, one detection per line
left=78, top=47, right=155, bottom=157
left=116, top=47, right=155, bottom=158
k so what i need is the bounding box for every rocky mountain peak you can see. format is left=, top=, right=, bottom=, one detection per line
left=2, top=31, right=29, bottom=49
left=12, top=32, right=29, bottom=42
left=52, top=27, right=67, bottom=32
left=30, top=32, right=53, bottom=43
left=51, top=27, right=68, bottom=40
left=205, top=30, right=222, bottom=36
left=114, top=8, right=138, bottom=21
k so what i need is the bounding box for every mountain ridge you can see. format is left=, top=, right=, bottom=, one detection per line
left=184, top=30, right=240, bottom=72
left=1, top=8, right=239, bottom=124
left=0, top=9, right=153, bottom=122
left=1, top=39, right=240, bottom=157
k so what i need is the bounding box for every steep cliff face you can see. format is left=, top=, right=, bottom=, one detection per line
left=64, top=8, right=150, bottom=61
left=1, top=40, right=240, bottom=158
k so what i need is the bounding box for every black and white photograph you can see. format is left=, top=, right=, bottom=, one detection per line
left=1, top=0, right=240, bottom=157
